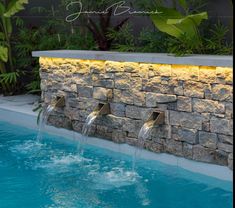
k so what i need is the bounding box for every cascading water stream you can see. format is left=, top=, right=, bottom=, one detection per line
left=132, top=120, right=156, bottom=171
left=37, top=105, right=55, bottom=141
left=82, top=111, right=100, bottom=136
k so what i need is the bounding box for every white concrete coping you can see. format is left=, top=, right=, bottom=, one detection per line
left=0, top=95, right=233, bottom=184
left=32, top=50, right=233, bottom=67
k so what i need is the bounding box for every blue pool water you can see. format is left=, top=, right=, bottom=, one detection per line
left=0, top=121, right=233, bottom=208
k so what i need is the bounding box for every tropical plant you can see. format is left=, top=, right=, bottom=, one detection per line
left=14, top=2, right=97, bottom=95
left=0, top=0, right=28, bottom=94
left=202, top=21, right=233, bottom=55
left=150, top=0, right=208, bottom=56
left=138, top=28, right=169, bottom=53
left=108, top=24, right=136, bottom=52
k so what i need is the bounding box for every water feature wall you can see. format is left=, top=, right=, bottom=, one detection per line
left=34, top=51, right=233, bottom=170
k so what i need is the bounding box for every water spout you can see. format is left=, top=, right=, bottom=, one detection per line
left=37, top=96, right=65, bottom=141
left=138, top=111, right=165, bottom=147
left=82, top=103, right=110, bottom=136
left=132, top=111, right=165, bottom=170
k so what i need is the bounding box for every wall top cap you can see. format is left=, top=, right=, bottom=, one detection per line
left=32, top=50, right=233, bottom=67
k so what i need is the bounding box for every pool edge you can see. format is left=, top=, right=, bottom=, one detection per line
left=0, top=107, right=233, bottom=182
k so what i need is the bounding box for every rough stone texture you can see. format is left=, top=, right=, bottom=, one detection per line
left=110, top=103, right=126, bottom=117
left=210, top=118, right=233, bottom=136
left=193, top=145, right=215, bottom=163
left=217, top=143, right=233, bottom=153
left=172, top=127, right=198, bottom=145
left=77, top=85, right=93, bottom=98
left=39, top=57, right=233, bottom=169
left=218, top=134, right=233, bottom=145
left=93, top=87, right=112, bottom=101
left=212, top=84, right=233, bottom=102
left=177, top=96, right=192, bottom=112
left=199, top=131, right=218, bottom=149
left=184, top=81, right=205, bottom=98
left=192, top=99, right=225, bottom=114
left=170, top=111, right=203, bottom=130
left=146, top=93, right=177, bottom=107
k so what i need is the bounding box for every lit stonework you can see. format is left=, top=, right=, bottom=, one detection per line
left=39, top=57, right=233, bottom=169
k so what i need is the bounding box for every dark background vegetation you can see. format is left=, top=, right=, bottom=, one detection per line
left=17, top=0, right=233, bottom=40
left=0, top=0, right=233, bottom=96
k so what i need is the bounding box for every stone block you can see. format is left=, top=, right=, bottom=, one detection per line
left=114, top=89, right=133, bottom=105
left=212, top=84, right=233, bottom=102
left=123, top=62, right=139, bottom=73
left=146, top=93, right=177, bottom=107
left=183, top=143, right=193, bottom=159
left=90, top=60, right=105, bottom=73
left=199, top=131, right=218, bottom=149
left=110, top=103, right=126, bottom=117
left=216, top=67, right=233, bottom=84
left=218, top=134, right=233, bottom=145
left=105, top=61, right=124, bottom=72
left=151, top=125, right=171, bottom=140
left=125, top=105, right=152, bottom=120
left=139, top=63, right=151, bottom=78
left=143, top=81, right=175, bottom=94
left=170, top=111, right=203, bottom=130
left=214, top=150, right=228, bottom=166
left=145, top=141, right=164, bottom=153
left=192, top=98, right=225, bottom=114
left=115, top=73, right=131, bottom=90
left=172, top=127, right=199, bottom=144
left=193, top=145, right=215, bottom=163
left=112, top=131, right=126, bottom=143
left=123, top=119, right=142, bottom=136
left=153, top=64, right=172, bottom=77
left=172, top=64, right=199, bottom=81
left=92, top=74, right=114, bottom=88
left=177, top=96, right=192, bottom=112
left=184, top=81, right=205, bottom=98
left=165, top=140, right=183, bottom=156
left=132, top=90, right=145, bottom=107
left=77, top=85, right=93, bottom=98
left=210, top=118, right=233, bottom=136
left=199, top=66, right=217, bottom=83
left=225, top=102, right=233, bottom=119
left=93, top=87, right=112, bottom=101
left=217, top=143, right=233, bottom=153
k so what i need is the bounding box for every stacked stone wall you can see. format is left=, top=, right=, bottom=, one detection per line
left=40, top=57, right=233, bottom=169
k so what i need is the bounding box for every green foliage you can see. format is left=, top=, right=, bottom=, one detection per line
left=13, top=2, right=97, bottom=95
left=202, top=22, right=233, bottom=55
left=0, top=0, right=28, bottom=95
left=150, top=5, right=208, bottom=56
left=108, top=24, right=136, bottom=52
left=138, top=29, right=169, bottom=53
left=0, top=45, right=8, bottom=62
left=3, top=0, right=28, bottom=17
left=166, top=21, right=233, bottom=56
left=0, top=70, right=21, bottom=85
left=0, top=0, right=28, bottom=63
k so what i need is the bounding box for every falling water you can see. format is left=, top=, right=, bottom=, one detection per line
left=138, top=120, right=156, bottom=146
left=82, top=111, right=100, bottom=136
left=132, top=120, right=156, bottom=171
left=37, top=105, right=55, bottom=141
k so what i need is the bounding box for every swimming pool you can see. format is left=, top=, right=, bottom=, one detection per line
left=0, top=121, right=233, bottom=208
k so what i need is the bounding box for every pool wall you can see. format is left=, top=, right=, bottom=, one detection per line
left=33, top=51, right=233, bottom=170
